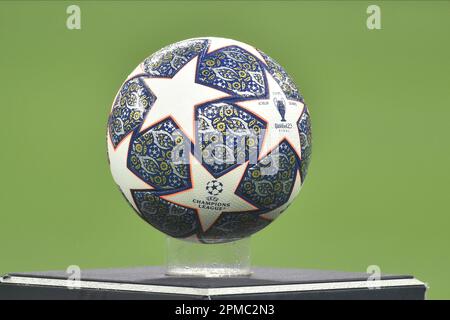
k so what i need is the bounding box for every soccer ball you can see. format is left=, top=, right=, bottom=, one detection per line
left=107, top=37, right=312, bottom=244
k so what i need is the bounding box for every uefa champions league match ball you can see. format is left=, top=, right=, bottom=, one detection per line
left=106, top=37, right=312, bottom=244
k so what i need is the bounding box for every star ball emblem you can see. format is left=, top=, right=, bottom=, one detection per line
left=206, top=180, right=224, bottom=196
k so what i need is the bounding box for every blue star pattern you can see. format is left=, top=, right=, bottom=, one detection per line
left=298, top=106, right=312, bottom=182
left=142, top=39, right=208, bottom=77
left=258, top=49, right=303, bottom=102
left=132, top=190, right=200, bottom=238
left=198, top=46, right=267, bottom=98
left=199, top=212, right=271, bottom=244
left=236, top=141, right=299, bottom=210
left=128, top=119, right=190, bottom=190
left=108, top=77, right=156, bottom=147
left=195, top=102, right=265, bottom=177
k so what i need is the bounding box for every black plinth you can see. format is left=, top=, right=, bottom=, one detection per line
left=0, top=267, right=426, bottom=300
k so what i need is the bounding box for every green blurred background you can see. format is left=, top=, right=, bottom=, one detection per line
left=0, top=1, right=449, bottom=299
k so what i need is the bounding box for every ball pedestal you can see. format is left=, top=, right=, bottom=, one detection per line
left=165, top=237, right=251, bottom=277
left=0, top=266, right=426, bottom=300
left=0, top=237, right=427, bottom=300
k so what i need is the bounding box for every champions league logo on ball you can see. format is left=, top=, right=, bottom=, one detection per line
left=192, top=179, right=230, bottom=214
left=206, top=180, right=223, bottom=196
left=107, top=37, right=312, bottom=243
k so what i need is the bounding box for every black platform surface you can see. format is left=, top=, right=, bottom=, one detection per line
left=0, top=266, right=427, bottom=300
